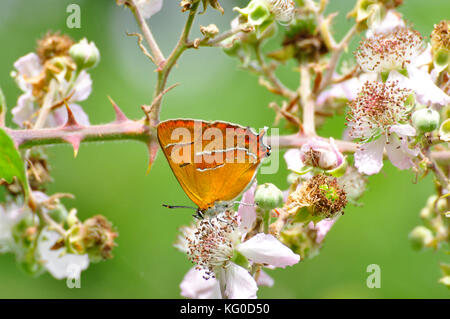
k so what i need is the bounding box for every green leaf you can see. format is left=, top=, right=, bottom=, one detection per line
left=0, top=128, right=29, bottom=196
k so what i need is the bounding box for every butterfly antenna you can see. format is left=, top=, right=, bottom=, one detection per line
left=162, top=204, right=197, bottom=210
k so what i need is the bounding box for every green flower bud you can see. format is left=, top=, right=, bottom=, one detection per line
left=420, top=207, right=433, bottom=220
left=426, top=194, right=438, bottom=209
left=439, top=118, right=450, bottom=142
left=409, top=226, right=433, bottom=251
left=254, top=183, right=284, bottom=211
left=69, top=38, right=100, bottom=70
left=436, top=198, right=448, bottom=212
left=412, top=108, right=440, bottom=133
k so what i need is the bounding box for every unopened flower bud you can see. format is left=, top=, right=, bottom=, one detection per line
left=255, top=183, right=284, bottom=211
left=412, top=108, right=440, bottom=133
left=409, top=226, right=433, bottom=250
left=426, top=194, right=438, bottom=209
left=436, top=198, right=448, bottom=212
left=200, top=24, right=219, bottom=38
left=420, top=207, right=433, bottom=220
left=298, top=138, right=345, bottom=171
left=69, top=38, right=100, bottom=69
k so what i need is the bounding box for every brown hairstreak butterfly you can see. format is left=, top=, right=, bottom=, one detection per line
left=157, top=119, right=271, bottom=217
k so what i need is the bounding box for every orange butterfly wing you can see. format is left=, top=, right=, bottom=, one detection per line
left=157, top=119, right=270, bottom=210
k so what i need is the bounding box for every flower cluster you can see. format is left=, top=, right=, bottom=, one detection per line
left=11, top=33, right=98, bottom=128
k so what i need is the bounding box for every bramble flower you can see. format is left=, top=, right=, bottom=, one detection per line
left=355, top=27, right=423, bottom=73
left=355, top=27, right=450, bottom=106
left=284, top=138, right=344, bottom=172
left=10, top=34, right=95, bottom=128
left=346, top=80, right=419, bottom=175
left=285, top=174, right=347, bottom=220
left=268, top=0, right=296, bottom=23
left=176, top=187, right=300, bottom=299
left=0, top=192, right=90, bottom=279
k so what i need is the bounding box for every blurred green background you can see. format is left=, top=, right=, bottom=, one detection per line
left=0, top=0, right=449, bottom=298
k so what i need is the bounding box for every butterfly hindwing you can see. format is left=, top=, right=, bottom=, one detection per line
left=157, top=119, right=270, bottom=210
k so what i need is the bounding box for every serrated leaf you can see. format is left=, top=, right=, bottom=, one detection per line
left=0, top=128, right=29, bottom=196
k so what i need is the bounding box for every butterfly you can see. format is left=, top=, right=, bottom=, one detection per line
left=157, top=119, right=271, bottom=217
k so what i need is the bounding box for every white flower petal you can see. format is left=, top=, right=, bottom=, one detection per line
left=238, top=182, right=257, bottom=233
left=13, top=53, right=42, bottom=91
left=12, top=92, right=36, bottom=127
left=366, top=10, right=405, bottom=38
left=237, top=233, right=300, bottom=268
left=354, top=136, right=386, bottom=175
left=406, top=66, right=450, bottom=106
left=135, top=0, right=163, bottom=19
left=389, top=124, right=416, bottom=136
left=390, top=67, right=450, bottom=107
left=385, top=135, right=414, bottom=170
left=38, top=229, right=89, bottom=280
left=310, top=218, right=337, bottom=243
left=413, top=44, right=432, bottom=69
left=70, top=71, right=92, bottom=102
left=0, top=202, right=27, bottom=253
left=284, top=149, right=304, bottom=173
left=180, top=267, right=222, bottom=299
left=256, top=270, right=274, bottom=287
left=223, top=263, right=258, bottom=299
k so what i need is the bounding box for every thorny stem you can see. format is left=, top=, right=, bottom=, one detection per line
left=4, top=119, right=152, bottom=149
left=7, top=122, right=450, bottom=164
